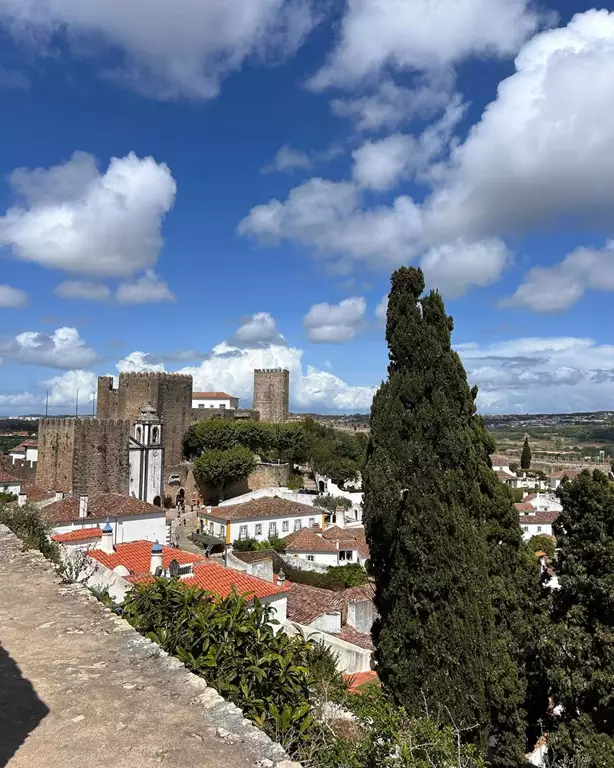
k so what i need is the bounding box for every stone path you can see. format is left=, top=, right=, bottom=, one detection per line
left=0, top=526, right=293, bottom=768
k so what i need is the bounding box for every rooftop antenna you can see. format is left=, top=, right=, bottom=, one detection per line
left=75, top=390, right=79, bottom=418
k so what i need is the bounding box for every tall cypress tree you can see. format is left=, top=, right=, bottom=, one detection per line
left=520, top=437, right=531, bottom=471
left=545, top=470, right=614, bottom=763
left=363, top=267, right=544, bottom=765
left=363, top=267, right=495, bottom=746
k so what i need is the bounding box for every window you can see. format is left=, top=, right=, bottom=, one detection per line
left=135, top=426, right=142, bottom=441
left=523, top=526, right=529, bottom=532
left=239, top=525, right=248, bottom=540
left=282, top=520, right=289, bottom=532
left=339, top=550, right=346, bottom=561
left=152, top=427, right=159, bottom=444
left=269, top=522, right=278, bottom=538
left=346, top=550, right=353, bottom=561
left=294, top=519, right=302, bottom=532
left=219, top=525, right=225, bottom=538
left=209, top=522, right=214, bottom=534
left=309, top=517, right=317, bottom=527
left=307, top=555, right=314, bottom=562
left=198, top=404, right=205, bottom=409
left=537, top=526, right=542, bottom=533
left=220, top=404, right=226, bottom=410
left=255, top=523, right=262, bottom=536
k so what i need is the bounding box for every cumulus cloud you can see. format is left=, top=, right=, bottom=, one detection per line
left=0, top=0, right=316, bottom=100
left=310, top=0, right=543, bottom=90
left=0, top=284, right=28, bottom=307
left=331, top=76, right=455, bottom=132
left=425, top=10, right=614, bottom=242
left=459, top=336, right=614, bottom=413
left=421, top=239, right=511, bottom=299
left=232, top=312, right=285, bottom=346
left=303, top=297, right=366, bottom=342
left=351, top=98, right=464, bottom=191
left=0, top=151, right=176, bottom=277
left=262, top=145, right=313, bottom=174
left=43, top=370, right=98, bottom=407
left=116, top=270, right=175, bottom=303
left=0, top=327, right=99, bottom=369
left=375, top=295, right=388, bottom=323
left=116, top=351, right=166, bottom=373
left=54, top=281, right=112, bottom=301
left=501, top=241, right=614, bottom=313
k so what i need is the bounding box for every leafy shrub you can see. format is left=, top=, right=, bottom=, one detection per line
left=0, top=502, right=60, bottom=563
left=231, top=537, right=286, bottom=553
left=313, top=494, right=352, bottom=512
left=287, top=473, right=304, bottom=491
left=121, top=578, right=344, bottom=755
left=528, top=534, right=556, bottom=560
left=0, top=492, right=17, bottom=504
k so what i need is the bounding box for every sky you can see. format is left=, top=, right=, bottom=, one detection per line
left=0, top=0, right=614, bottom=416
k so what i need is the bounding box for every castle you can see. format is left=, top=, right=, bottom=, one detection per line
left=36, top=369, right=290, bottom=501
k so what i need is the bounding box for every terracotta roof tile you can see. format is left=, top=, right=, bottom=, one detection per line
left=322, top=526, right=370, bottom=559
left=282, top=528, right=338, bottom=553
left=491, top=454, right=513, bottom=466
left=337, top=626, right=374, bottom=650
left=514, top=502, right=535, bottom=513
left=42, top=493, right=165, bottom=524
left=201, top=496, right=318, bottom=522
left=286, top=582, right=342, bottom=625
left=550, top=470, right=580, bottom=480
left=89, top=540, right=286, bottom=600
left=0, top=469, right=20, bottom=483
left=321, top=525, right=356, bottom=541
left=52, top=528, right=102, bottom=543
left=342, top=584, right=375, bottom=602
left=192, top=392, right=237, bottom=400
left=20, top=484, right=55, bottom=503
left=346, top=671, right=379, bottom=692
left=519, top=511, right=559, bottom=525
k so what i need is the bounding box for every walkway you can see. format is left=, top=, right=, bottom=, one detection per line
left=0, top=526, right=292, bottom=768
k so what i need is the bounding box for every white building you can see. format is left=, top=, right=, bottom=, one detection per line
left=548, top=470, right=580, bottom=490
left=522, top=492, right=563, bottom=514
left=129, top=404, right=164, bottom=506
left=0, top=469, right=21, bottom=497
left=199, top=496, right=325, bottom=545
left=8, top=440, right=38, bottom=466
left=517, top=503, right=558, bottom=540
left=42, top=492, right=167, bottom=544
left=282, top=525, right=369, bottom=568
left=192, top=391, right=239, bottom=410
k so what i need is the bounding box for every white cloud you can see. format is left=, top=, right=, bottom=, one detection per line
left=310, top=0, right=543, bottom=90
left=0, top=284, right=28, bottom=307
left=43, top=370, right=98, bottom=407
left=304, top=297, right=366, bottom=342
left=375, top=295, right=388, bottom=323
left=116, top=351, right=166, bottom=373
left=351, top=100, right=464, bottom=191
left=501, top=241, right=614, bottom=313
left=232, top=312, right=285, bottom=346
left=262, top=145, right=313, bottom=173
left=458, top=336, right=614, bottom=413
left=54, top=281, right=112, bottom=301
left=0, top=0, right=316, bottom=100
left=116, top=270, right=175, bottom=303
left=331, top=76, right=455, bottom=132
left=0, top=327, right=99, bottom=369
left=0, top=151, right=176, bottom=277
left=425, top=10, right=614, bottom=242
left=239, top=177, right=424, bottom=270
left=421, top=239, right=511, bottom=299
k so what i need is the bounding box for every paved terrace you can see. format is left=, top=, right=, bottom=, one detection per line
left=0, top=526, right=297, bottom=768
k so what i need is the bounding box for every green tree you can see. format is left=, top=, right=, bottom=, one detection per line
left=193, top=446, right=256, bottom=501
left=544, top=470, right=614, bottom=762
left=362, top=266, right=496, bottom=749
left=528, top=534, right=556, bottom=560
left=521, top=437, right=532, bottom=471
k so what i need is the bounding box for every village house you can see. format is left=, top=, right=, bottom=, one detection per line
left=41, top=492, right=168, bottom=545
left=64, top=537, right=288, bottom=625
left=0, top=469, right=21, bottom=497
left=8, top=440, right=38, bottom=466
left=191, top=391, right=239, bottom=410
left=198, top=496, right=325, bottom=545
left=517, top=508, right=558, bottom=540
left=548, top=469, right=580, bottom=490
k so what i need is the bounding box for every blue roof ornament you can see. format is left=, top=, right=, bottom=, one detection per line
left=102, top=519, right=112, bottom=533
left=152, top=541, right=163, bottom=553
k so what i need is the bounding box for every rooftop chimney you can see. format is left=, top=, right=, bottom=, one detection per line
left=17, top=493, right=27, bottom=507
left=100, top=519, right=114, bottom=554
left=54, top=491, right=64, bottom=502
left=277, top=568, right=286, bottom=586
left=150, top=541, right=163, bottom=575
left=79, top=495, right=89, bottom=519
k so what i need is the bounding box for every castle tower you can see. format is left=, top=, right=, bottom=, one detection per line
left=129, top=404, right=164, bottom=506
left=253, top=369, right=289, bottom=423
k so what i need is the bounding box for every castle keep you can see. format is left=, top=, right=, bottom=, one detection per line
left=253, top=369, right=289, bottom=423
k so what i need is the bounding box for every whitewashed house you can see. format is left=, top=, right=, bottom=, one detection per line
left=192, top=391, right=239, bottom=410
left=199, top=496, right=325, bottom=545
left=516, top=502, right=558, bottom=540
left=8, top=440, right=38, bottom=466
left=281, top=525, right=370, bottom=568
left=0, top=469, right=21, bottom=497
left=42, top=492, right=167, bottom=544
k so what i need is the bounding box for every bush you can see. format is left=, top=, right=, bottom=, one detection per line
left=528, top=534, right=556, bottom=560
left=232, top=537, right=286, bottom=553
left=0, top=503, right=60, bottom=563
left=313, top=494, right=352, bottom=512
left=0, top=492, right=17, bottom=504
left=287, top=473, right=304, bottom=491
left=121, top=578, right=345, bottom=756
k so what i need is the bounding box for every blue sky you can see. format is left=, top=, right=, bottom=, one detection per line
left=0, top=0, right=613, bottom=416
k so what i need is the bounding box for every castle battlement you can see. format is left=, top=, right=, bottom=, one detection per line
left=254, top=368, right=289, bottom=374
left=118, top=372, right=192, bottom=379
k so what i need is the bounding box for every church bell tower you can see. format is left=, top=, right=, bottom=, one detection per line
left=129, top=403, right=164, bottom=506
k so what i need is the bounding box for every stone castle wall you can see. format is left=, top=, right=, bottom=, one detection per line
left=96, top=376, right=119, bottom=419
left=190, top=408, right=260, bottom=424
left=253, top=369, right=289, bottom=423
left=72, top=419, right=132, bottom=496
left=36, top=418, right=76, bottom=492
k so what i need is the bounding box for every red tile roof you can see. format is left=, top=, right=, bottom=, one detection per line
left=89, top=541, right=286, bottom=600
left=519, top=511, right=559, bottom=525
left=321, top=525, right=356, bottom=541
left=491, top=454, right=513, bottom=466
left=515, top=502, right=535, bottom=513
left=42, top=493, right=165, bottom=524
left=52, top=528, right=102, bottom=543
left=20, top=484, right=55, bottom=503
left=10, top=441, right=38, bottom=451
left=549, top=470, right=580, bottom=480
left=192, top=392, right=237, bottom=400
left=322, top=526, right=370, bottom=559
left=0, top=469, right=20, bottom=483
left=286, top=582, right=342, bottom=625
left=337, top=626, right=374, bottom=650
left=346, top=671, right=379, bottom=692
left=201, top=496, right=318, bottom=522
left=282, top=528, right=338, bottom=553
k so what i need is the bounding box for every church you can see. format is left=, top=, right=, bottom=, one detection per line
left=129, top=404, right=164, bottom=506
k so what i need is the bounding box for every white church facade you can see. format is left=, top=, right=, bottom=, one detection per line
left=129, top=404, right=164, bottom=506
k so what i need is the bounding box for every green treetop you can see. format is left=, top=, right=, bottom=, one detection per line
left=520, top=437, right=531, bottom=471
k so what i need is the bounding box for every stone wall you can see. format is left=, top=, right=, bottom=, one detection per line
left=253, top=369, right=289, bottom=423
left=191, top=408, right=260, bottom=424
left=178, top=461, right=291, bottom=506
left=36, top=418, right=76, bottom=492
left=72, top=419, right=132, bottom=496
left=247, top=462, right=290, bottom=491
left=96, top=376, right=119, bottom=419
